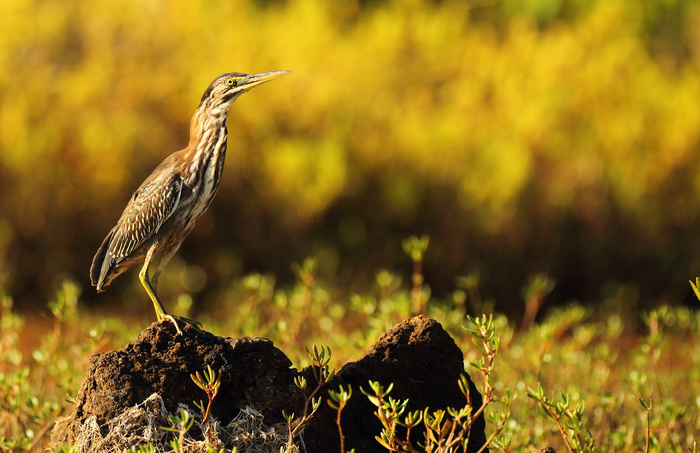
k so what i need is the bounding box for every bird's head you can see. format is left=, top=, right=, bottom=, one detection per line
left=198, top=70, right=291, bottom=112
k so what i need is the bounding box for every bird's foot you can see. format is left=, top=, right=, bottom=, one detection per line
left=159, top=313, right=204, bottom=335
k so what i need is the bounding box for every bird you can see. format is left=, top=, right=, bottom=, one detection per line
left=90, top=70, right=290, bottom=333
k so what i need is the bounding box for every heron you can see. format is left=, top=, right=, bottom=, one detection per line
left=90, top=70, right=290, bottom=333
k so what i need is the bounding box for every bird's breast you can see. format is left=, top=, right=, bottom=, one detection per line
left=179, top=128, right=228, bottom=225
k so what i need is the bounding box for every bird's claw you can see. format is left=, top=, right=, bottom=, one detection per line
left=159, top=313, right=204, bottom=334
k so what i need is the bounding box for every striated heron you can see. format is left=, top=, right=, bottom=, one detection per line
left=90, top=70, right=290, bottom=333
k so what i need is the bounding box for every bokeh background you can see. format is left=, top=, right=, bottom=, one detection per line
left=1, top=0, right=700, bottom=319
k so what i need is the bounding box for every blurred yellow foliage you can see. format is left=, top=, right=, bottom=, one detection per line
left=0, top=0, right=699, bottom=307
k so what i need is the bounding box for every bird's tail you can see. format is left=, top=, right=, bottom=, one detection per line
left=90, top=230, right=114, bottom=292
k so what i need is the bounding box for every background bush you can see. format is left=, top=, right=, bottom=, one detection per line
left=1, top=0, right=700, bottom=315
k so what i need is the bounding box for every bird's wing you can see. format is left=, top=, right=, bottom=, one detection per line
left=106, top=169, right=183, bottom=263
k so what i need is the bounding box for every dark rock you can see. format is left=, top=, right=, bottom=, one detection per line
left=51, top=316, right=486, bottom=452
left=303, top=315, right=487, bottom=453
left=51, top=322, right=303, bottom=446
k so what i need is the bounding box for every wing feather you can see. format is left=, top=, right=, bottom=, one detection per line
left=109, top=174, right=183, bottom=260
left=91, top=169, right=183, bottom=289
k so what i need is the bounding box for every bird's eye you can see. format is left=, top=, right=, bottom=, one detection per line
left=225, top=78, right=235, bottom=86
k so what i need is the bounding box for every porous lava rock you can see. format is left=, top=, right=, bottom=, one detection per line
left=51, top=324, right=303, bottom=447
left=303, top=315, right=487, bottom=453
left=51, top=315, right=486, bottom=452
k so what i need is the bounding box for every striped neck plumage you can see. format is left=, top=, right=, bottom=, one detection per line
left=187, top=95, right=235, bottom=148
left=182, top=100, right=232, bottom=188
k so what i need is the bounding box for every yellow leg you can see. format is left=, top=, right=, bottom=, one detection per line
left=139, top=258, right=182, bottom=334
left=139, top=247, right=203, bottom=334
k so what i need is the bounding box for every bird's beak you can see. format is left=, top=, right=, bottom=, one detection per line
left=239, top=70, right=291, bottom=90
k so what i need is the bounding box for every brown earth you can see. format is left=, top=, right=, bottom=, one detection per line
left=51, top=315, right=487, bottom=452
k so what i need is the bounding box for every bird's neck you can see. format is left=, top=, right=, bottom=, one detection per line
left=187, top=104, right=230, bottom=147
left=182, top=107, right=230, bottom=188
